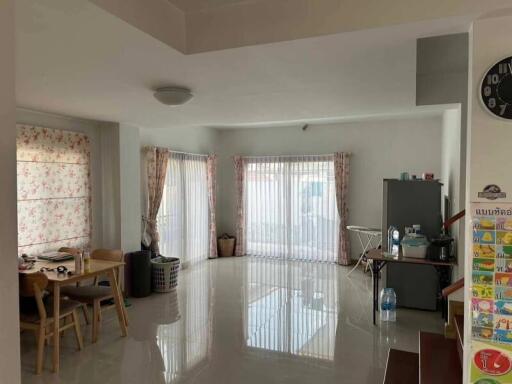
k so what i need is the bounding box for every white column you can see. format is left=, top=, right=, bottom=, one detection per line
left=119, top=124, right=141, bottom=253
left=0, top=0, right=21, bottom=381
left=99, top=123, right=141, bottom=253
left=465, top=14, right=512, bottom=383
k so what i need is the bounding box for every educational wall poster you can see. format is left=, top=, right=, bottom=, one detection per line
left=471, top=203, right=512, bottom=384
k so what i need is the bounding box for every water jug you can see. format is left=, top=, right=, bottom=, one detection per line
left=380, top=288, right=397, bottom=322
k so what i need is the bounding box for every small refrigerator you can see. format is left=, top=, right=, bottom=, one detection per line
left=382, top=179, right=442, bottom=310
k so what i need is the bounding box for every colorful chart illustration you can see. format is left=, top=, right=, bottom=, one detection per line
left=475, top=244, right=497, bottom=259
left=473, top=284, right=494, bottom=299
left=496, top=301, right=512, bottom=316
left=496, top=287, right=512, bottom=301
left=496, top=246, right=512, bottom=259
left=496, top=273, right=512, bottom=287
left=473, top=298, right=495, bottom=314
left=471, top=204, right=512, bottom=383
left=474, top=258, right=496, bottom=272
left=475, top=230, right=497, bottom=245
left=473, top=311, right=494, bottom=328
left=476, top=218, right=497, bottom=230
left=473, top=271, right=495, bottom=285
left=496, top=259, right=512, bottom=273
left=497, top=232, right=512, bottom=246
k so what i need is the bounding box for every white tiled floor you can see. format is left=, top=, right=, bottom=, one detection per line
left=21, top=256, right=444, bottom=384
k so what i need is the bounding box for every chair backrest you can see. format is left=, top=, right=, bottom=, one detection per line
left=19, top=272, right=48, bottom=320
left=91, top=249, right=124, bottom=287
left=58, top=247, right=81, bottom=257
left=19, top=272, right=48, bottom=297
left=91, top=249, right=123, bottom=263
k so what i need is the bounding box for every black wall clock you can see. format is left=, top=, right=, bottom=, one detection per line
left=481, top=56, right=512, bottom=120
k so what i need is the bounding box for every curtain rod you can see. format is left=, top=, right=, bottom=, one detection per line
left=142, top=146, right=210, bottom=157
left=238, top=152, right=352, bottom=159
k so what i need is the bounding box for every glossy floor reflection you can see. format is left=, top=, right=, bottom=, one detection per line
left=21, top=257, right=444, bottom=384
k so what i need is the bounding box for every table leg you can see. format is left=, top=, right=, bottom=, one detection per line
left=52, top=283, right=60, bottom=373
left=118, top=266, right=129, bottom=327
left=108, top=269, right=128, bottom=337
left=373, top=262, right=378, bottom=325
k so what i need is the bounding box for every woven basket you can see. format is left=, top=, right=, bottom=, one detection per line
left=218, top=235, right=235, bottom=257
left=151, top=256, right=180, bottom=293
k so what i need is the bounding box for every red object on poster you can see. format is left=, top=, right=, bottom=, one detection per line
left=474, top=349, right=512, bottom=376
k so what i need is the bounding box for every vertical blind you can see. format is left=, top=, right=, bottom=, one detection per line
left=17, top=124, right=91, bottom=256
left=245, top=155, right=339, bottom=262
left=158, top=152, right=209, bottom=266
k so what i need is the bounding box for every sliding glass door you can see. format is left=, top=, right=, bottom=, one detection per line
left=158, top=153, right=209, bottom=266
left=245, top=155, right=338, bottom=262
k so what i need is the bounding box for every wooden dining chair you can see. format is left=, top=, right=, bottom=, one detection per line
left=60, top=249, right=127, bottom=343
left=58, top=247, right=91, bottom=324
left=19, top=272, right=84, bottom=374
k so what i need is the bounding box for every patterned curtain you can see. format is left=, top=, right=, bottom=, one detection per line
left=334, top=152, right=351, bottom=265
left=17, top=124, right=92, bottom=256
left=144, top=147, right=170, bottom=255
left=207, top=155, right=218, bottom=258
left=233, top=156, right=246, bottom=256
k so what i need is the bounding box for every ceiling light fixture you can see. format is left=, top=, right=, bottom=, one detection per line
left=153, top=86, right=193, bottom=106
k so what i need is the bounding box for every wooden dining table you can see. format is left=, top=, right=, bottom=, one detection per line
left=20, top=259, right=128, bottom=373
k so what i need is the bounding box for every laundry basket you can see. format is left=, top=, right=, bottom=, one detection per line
left=218, top=234, right=235, bottom=257
left=151, top=256, right=180, bottom=293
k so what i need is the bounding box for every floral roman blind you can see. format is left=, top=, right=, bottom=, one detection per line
left=17, top=124, right=92, bottom=256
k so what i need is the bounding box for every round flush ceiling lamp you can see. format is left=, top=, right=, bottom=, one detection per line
left=153, top=86, right=193, bottom=106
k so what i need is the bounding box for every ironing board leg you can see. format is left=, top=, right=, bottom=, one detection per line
left=347, top=234, right=373, bottom=277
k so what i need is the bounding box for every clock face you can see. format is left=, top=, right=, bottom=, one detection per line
left=481, top=56, right=512, bottom=120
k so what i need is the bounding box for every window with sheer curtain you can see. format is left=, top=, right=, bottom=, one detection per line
left=17, top=124, right=91, bottom=256
left=157, top=152, right=209, bottom=266
left=245, top=155, right=338, bottom=262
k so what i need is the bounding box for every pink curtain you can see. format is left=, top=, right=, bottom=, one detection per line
left=233, top=156, right=246, bottom=256
left=334, top=152, right=350, bottom=265
left=17, top=124, right=92, bottom=256
left=145, top=147, right=170, bottom=255
left=207, top=155, right=218, bottom=258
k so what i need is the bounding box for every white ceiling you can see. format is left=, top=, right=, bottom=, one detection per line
left=16, top=0, right=471, bottom=130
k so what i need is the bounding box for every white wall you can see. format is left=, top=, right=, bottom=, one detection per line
left=0, top=0, right=20, bottom=381
left=215, top=116, right=443, bottom=260
left=140, top=126, right=217, bottom=154
left=417, top=34, right=469, bottom=281
left=440, top=107, right=464, bottom=278
left=464, top=14, right=512, bottom=383
left=469, top=17, right=512, bottom=199
left=16, top=109, right=106, bottom=249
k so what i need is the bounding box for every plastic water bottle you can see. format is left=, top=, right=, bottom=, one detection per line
left=380, top=288, right=397, bottom=322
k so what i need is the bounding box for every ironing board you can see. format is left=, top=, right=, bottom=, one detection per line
left=346, top=225, right=382, bottom=277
